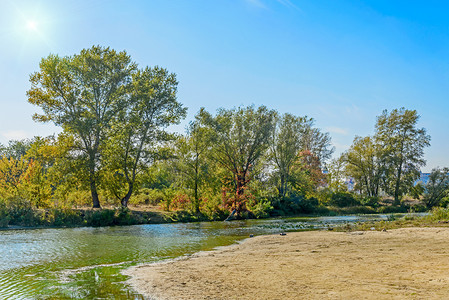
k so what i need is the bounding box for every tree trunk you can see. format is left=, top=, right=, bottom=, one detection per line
left=90, top=180, right=101, bottom=208
left=193, top=179, right=199, bottom=213
left=121, top=182, right=134, bottom=207
left=279, top=174, right=285, bottom=198
left=235, top=173, right=246, bottom=213
left=394, top=166, right=403, bottom=206
left=225, top=209, right=237, bottom=221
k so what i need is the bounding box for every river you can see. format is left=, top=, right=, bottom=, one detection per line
left=0, top=214, right=408, bottom=299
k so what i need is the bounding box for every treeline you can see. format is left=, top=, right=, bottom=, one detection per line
left=335, top=108, right=449, bottom=209
left=0, top=104, right=334, bottom=220
left=0, top=45, right=446, bottom=227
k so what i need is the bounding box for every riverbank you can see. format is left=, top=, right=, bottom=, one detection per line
left=0, top=202, right=421, bottom=229
left=125, top=227, right=449, bottom=299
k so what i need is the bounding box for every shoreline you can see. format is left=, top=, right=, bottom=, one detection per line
left=124, top=227, right=449, bottom=300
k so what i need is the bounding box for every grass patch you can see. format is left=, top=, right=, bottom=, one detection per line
left=337, top=207, right=449, bottom=232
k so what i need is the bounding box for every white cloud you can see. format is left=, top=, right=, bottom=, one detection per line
left=2, top=130, right=29, bottom=141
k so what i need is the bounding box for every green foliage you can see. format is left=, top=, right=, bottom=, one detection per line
left=247, top=197, right=273, bottom=219
left=130, top=188, right=165, bottom=206
left=377, top=205, right=408, bottom=214
left=426, top=207, right=449, bottom=222
left=0, top=200, right=9, bottom=227
left=329, top=192, right=359, bottom=207
left=272, top=193, right=320, bottom=215
left=375, top=108, right=431, bottom=204
left=343, top=136, right=383, bottom=197
left=102, top=66, right=186, bottom=207
left=199, top=105, right=277, bottom=213
left=422, top=167, right=449, bottom=208
left=342, top=108, right=431, bottom=205
left=85, top=209, right=116, bottom=227
left=359, top=196, right=380, bottom=208
left=49, top=208, right=83, bottom=227
left=5, top=196, right=43, bottom=226
left=328, top=205, right=376, bottom=215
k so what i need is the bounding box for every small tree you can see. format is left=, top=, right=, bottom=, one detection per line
left=343, top=136, right=385, bottom=197
left=422, top=168, right=449, bottom=209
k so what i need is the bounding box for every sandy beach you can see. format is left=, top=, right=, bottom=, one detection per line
left=124, top=227, right=449, bottom=300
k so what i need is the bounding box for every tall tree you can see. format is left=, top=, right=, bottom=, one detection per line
left=375, top=108, right=431, bottom=205
left=103, top=66, right=186, bottom=207
left=270, top=113, right=305, bottom=198
left=173, top=119, right=211, bottom=213
left=270, top=114, right=334, bottom=198
left=200, top=105, right=276, bottom=215
left=326, top=157, right=348, bottom=193
left=27, top=46, right=136, bottom=207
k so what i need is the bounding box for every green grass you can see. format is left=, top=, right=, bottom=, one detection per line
left=336, top=207, right=449, bottom=232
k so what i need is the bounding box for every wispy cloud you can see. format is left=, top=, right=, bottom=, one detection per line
left=244, top=0, right=267, bottom=9
left=2, top=130, right=29, bottom=141
left=244, top=0, right=301, bottom=11
left=326, top=126, right=349, bottom=135
left=275, top=0, right=301, bottom=11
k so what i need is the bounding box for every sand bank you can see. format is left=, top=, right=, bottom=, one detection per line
left=124, top=227, right=449, bottom=299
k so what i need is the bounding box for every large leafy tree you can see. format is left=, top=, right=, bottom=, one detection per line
left=28, top=46, right=137, bottom=207
left=270, top=113, right=333, bottom=198
left=200, top=105, right=276, bottom=215
left=103, top=66, right=186, bottom=207
left=375, top=108, right=430, bottom=205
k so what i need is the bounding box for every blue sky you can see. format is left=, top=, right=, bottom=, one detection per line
left=1, top=0, right=448, bottom=171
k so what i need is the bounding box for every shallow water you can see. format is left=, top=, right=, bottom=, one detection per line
left=0, top=214, right=417, bottom=299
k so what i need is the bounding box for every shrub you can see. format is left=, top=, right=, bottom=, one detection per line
left=427, top=207, right=449, bottom=222
left=439, top=196, right=449, bottom=208
left=170, top=193, right=191, bottom=211
left=377, top=205, right=408, bottom=214
left=114, top=207, right=142, bottom=225
left=360, top=196, right=380, bottom=208
left=200, top=193, right=226, bottom=220
left=51, top=208, right=83, bottom=226
left=247, top=198, right=273, bottom=219
left=66, top=190, right=92, bottom=207
left=409, top=204, right=427, bottom=213
left=326, top=205, right=376, bottom=215
left=329, top=192, right=359, bottom=207
left=6, top=196, right=42, bottom=226
left=272, top=193, right=320, bottom=215
left=0, top=201, right=9, bottom=227
left=86, top=209, right=115, bottom=227
left=130, top=188, right=165, bottom=206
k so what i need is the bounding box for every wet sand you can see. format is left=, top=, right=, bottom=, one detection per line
left=124, top=227, right=449, bottom=299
